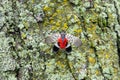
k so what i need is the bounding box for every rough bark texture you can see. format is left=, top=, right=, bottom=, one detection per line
left=0, top=0, right=120, bottom=80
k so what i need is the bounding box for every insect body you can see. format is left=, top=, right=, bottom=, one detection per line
left=45, top=31, right=82, bottom=53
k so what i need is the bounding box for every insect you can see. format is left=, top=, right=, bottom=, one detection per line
left=45, top=31, right=82, bottom=53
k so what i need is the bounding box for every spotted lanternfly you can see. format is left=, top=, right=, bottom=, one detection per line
left=45, top=31, right=82, bottom=53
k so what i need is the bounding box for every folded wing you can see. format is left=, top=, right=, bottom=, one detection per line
left=66, top=34, right=82, bottom=47
left=45, top=33, right=60, bottom=44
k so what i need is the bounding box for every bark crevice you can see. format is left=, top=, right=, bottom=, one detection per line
left=114, top=1, right=120, bottom=25
left=66, top=54, right=77, bottom=80
left=115, top=31, right=120, bottom=67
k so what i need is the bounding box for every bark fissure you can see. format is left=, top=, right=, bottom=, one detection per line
left=15, top=67, right=21, bottom=80
left=113, top=23, right=120, bottom=67
left=114, top=1, right=120, bottom=25
left=93, top=47, right=109, bottom=80
left=113, top=1, right=120, bottom=67
left=115, top=31, right=120, bottom=67
left=66, top=54, right=77, bottom=80
left=42, top=51, right=47, bottom=79
left=28, top=63, right=33, bottom=80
